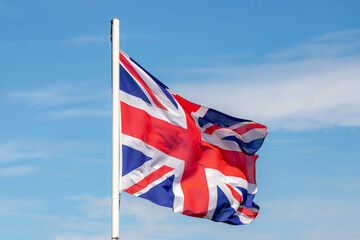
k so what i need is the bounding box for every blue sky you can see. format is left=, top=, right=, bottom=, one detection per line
left=1, top=0, right=360, bottom=239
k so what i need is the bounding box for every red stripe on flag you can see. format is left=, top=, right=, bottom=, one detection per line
left=205, top=122, right=267, bottom=136
left=172, top=94, right=201, bottom=113
left=233, top=123, right=267, bottom=135
left=120, top=52, right=167, bottom=110
left=203, top=124, right=224, bottom=134
left=225, top=183, right=242, bottom=203
left=124, top=165, right=174, bottom=195
left=237, top=207, right=258, bottom=218
left=181, top=162, right=209, bottom=218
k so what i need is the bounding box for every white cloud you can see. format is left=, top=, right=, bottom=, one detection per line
left=53, top=233, right=108, bottom=240
left=0, top=141, right=49, bottom=163
left=260, top=197, right=360, bottom=240
left=52, top=195, right=111, bottom=240
left=45, top=108, right=111, bottom=119
left=58, top=219, right=108, bottom=232
left=0, top=197, right=44, bottom=216
left=64, top=195, right=111, bottom=218
left=120, top=194, right=174, bottom=226
left=9, top=83, right=108, bottom=108
left=0, top=165, right=39, bottom=176
left=170, top=29, right=360, bottom=130
left=269, top=28, right=360, bottom=59
left=0, top=139, right=106, bottom=163
left=8, top=83, right=110, bottom=119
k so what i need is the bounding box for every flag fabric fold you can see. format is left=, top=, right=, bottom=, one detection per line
left=119, top=50, right=267, bottom=225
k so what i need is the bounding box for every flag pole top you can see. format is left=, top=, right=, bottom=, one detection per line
left=110, top=18, right=119, bottom=42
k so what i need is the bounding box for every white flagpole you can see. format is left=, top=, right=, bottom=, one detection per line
left=111, top=18, right=121, bottom=240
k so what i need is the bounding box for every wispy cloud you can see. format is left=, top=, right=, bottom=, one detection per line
left=8, top=82, right=110, bottom=119
left=0, top=195, right=110, bottom=239
left=53, top=233, right=108, bottom=240
left=57, top=220, right=108, bottom=233
left=0, top=141, right=48, bottom=163
left=170, top=29, right=360, bottom=130
left=9, top=83, right=108, bottom=108
left=260, top=197, right=360, bottom=240
left=0, top=139, right=107, bottom=164
left=269, top=28, right=360, bottom=60
left=51, top=195, right=111, bottom=240
left=45, top=108, right=110, bottom=119
left=0, top=197, right=44, bottom=216
left=64, top=195, right=111, bottom=218
left=0, top=165, right=39, bottom=176
left=120, top=194, right=174, bottom=226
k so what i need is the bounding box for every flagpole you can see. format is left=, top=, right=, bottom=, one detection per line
left=111, top=18, right=121, bottom=240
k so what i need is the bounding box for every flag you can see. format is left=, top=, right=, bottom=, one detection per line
left=119, top=51, right=267, bottom=225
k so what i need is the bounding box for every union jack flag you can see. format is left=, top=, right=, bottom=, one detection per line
left=119, top=51, right=267, bottom=225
